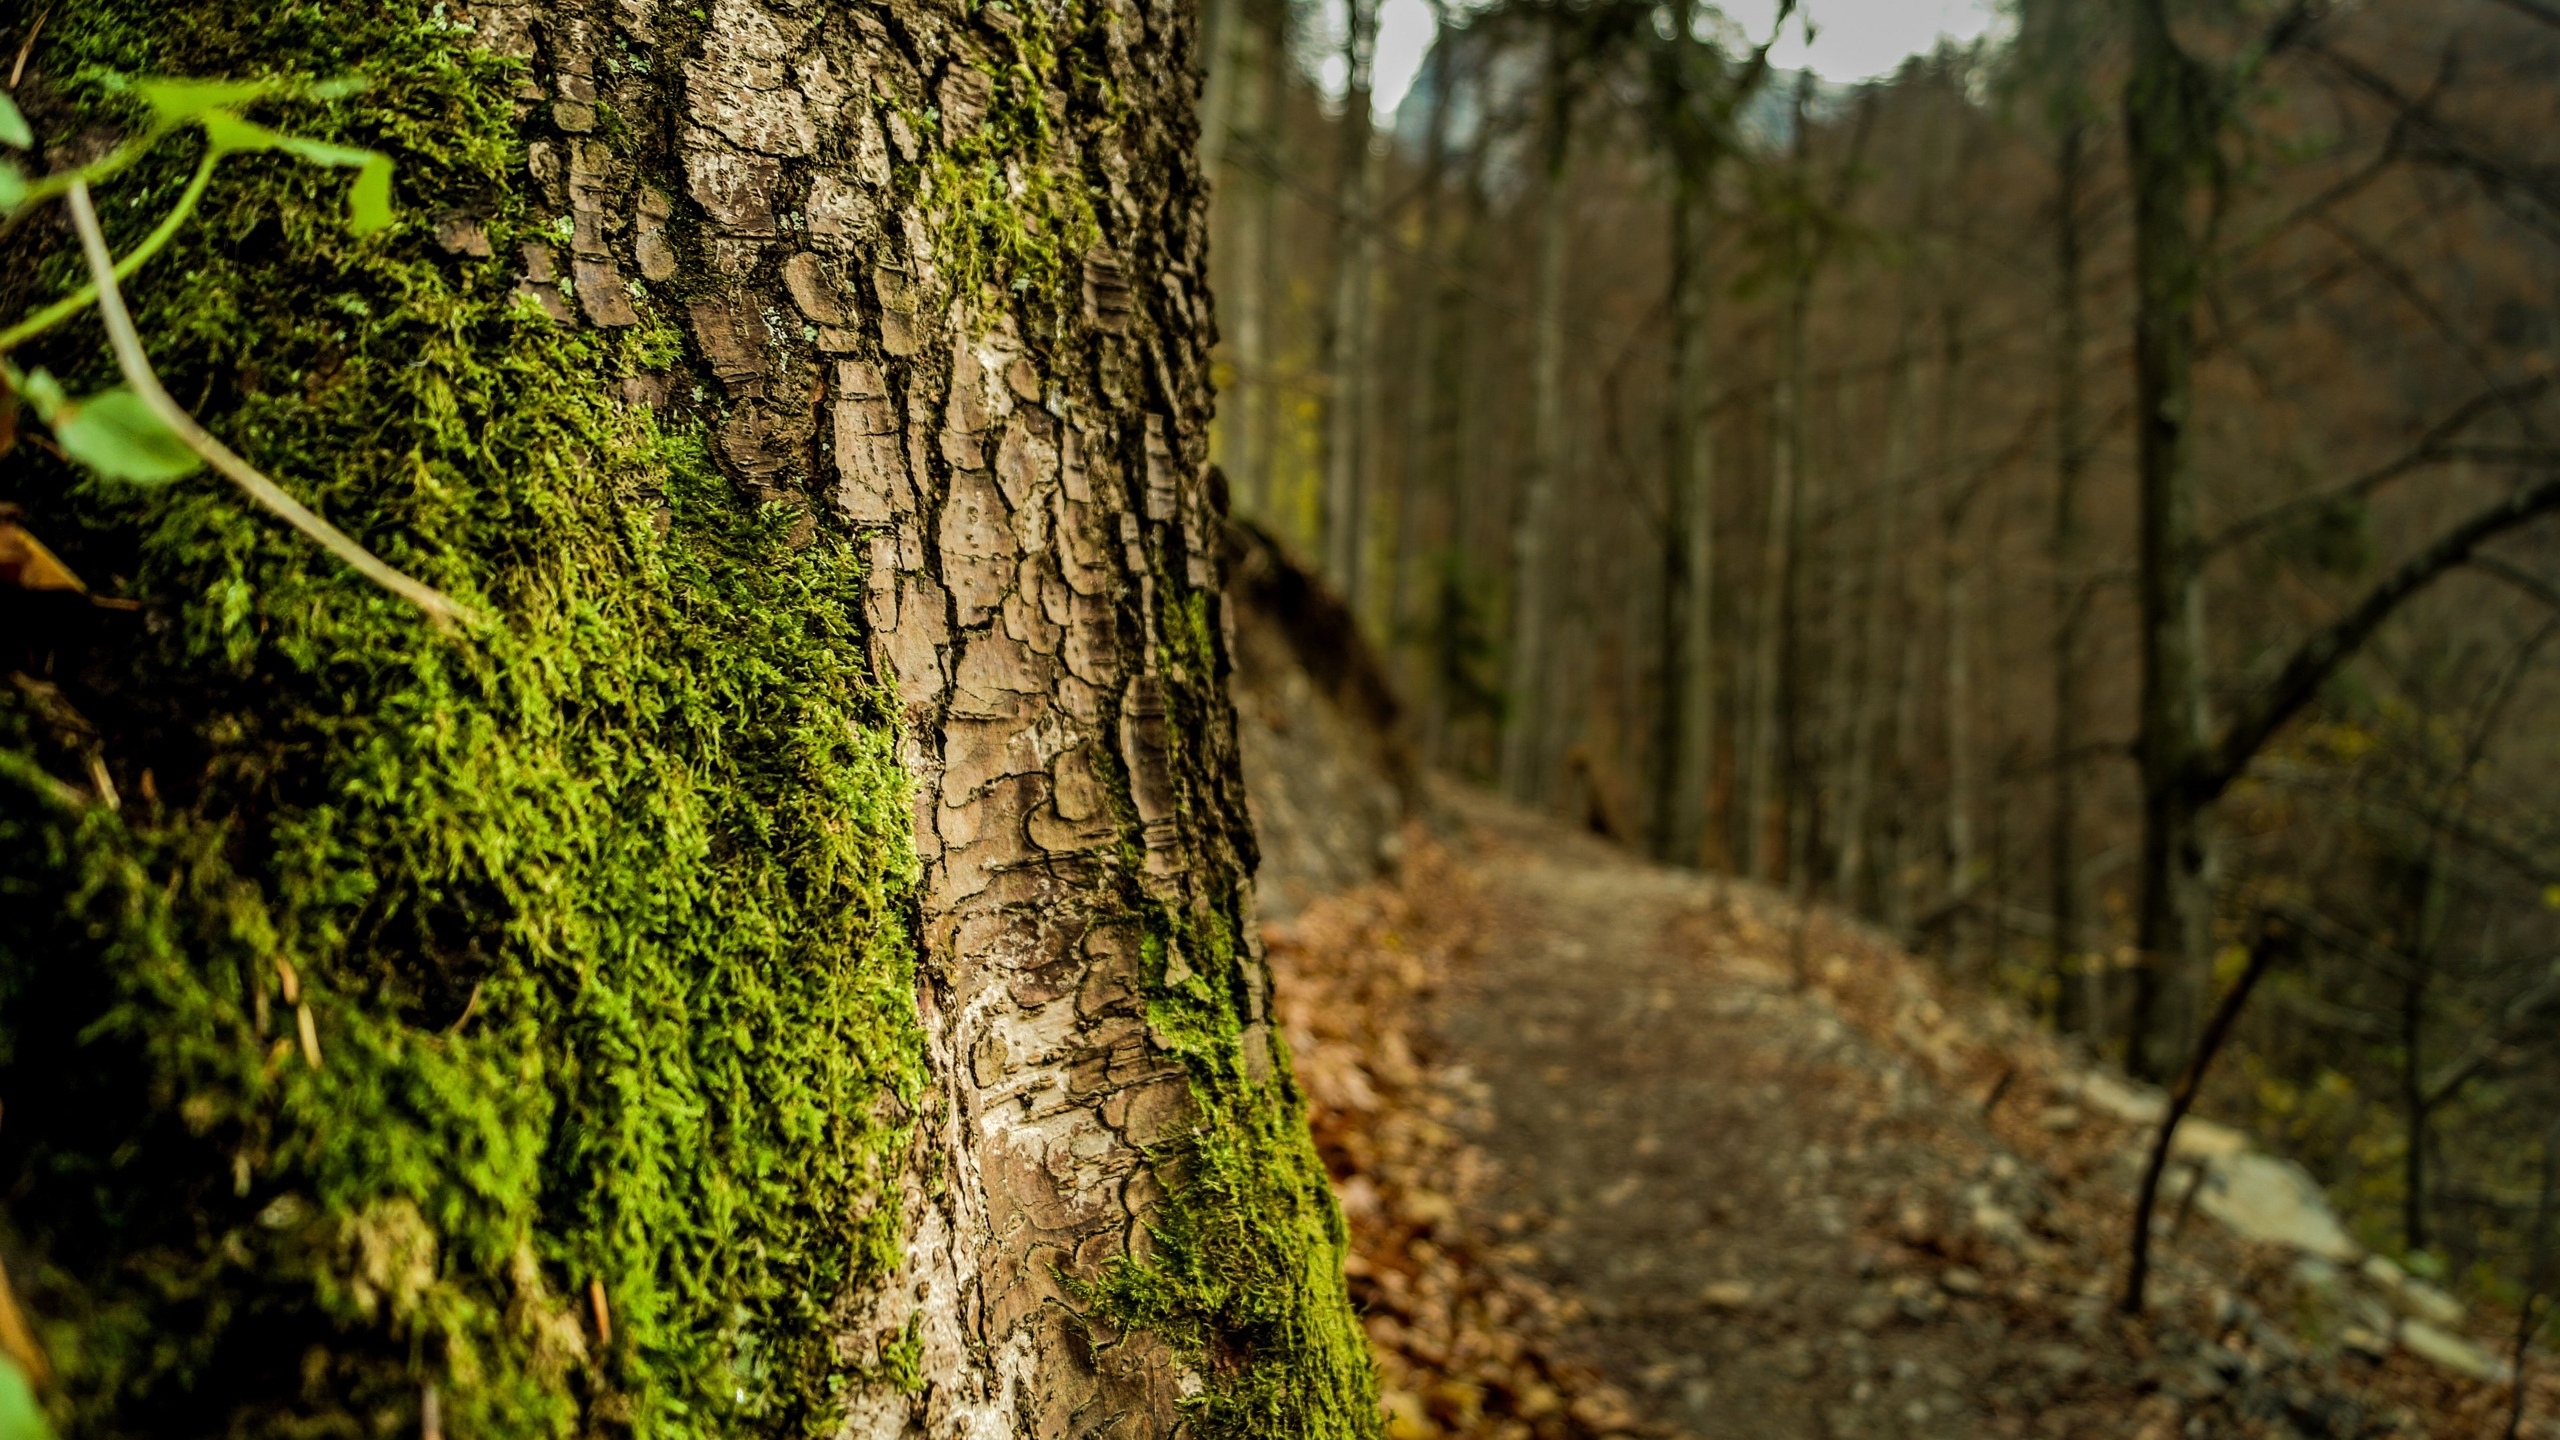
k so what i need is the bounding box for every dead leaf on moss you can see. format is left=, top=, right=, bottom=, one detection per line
left=0, top=519, right=82, bottom=593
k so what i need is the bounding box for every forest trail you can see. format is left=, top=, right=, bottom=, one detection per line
left=1438, top=785, right=2030, bottom=1436
left=1266, top=779, right=2538, bottom=1440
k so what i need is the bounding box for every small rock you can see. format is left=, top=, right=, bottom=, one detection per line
left=1972, top=1200, right=2026, bottom=1243
left=1845, top=1293, right=1898, bottom=1331
left=2168, top=1116, right=2249, bottom=1160
left=2034, top=1344, right=2091, bottom=1377
left=2362, top=1254, right=2466, bottom=1327
left=1701, top=1280, right=1756, bottom=1310
left=1898, top=1288, right=1948, bottom=1323
left=2038, top=1105, right=2084, bottom=1132
left=2400, top=1319, right=2510, bottom=1382
left=1940, top=1266, right=1986, bottom=1296
left=2076, top=1071, right=2168, bottom=1124
left=1777, top=1340, right=1819, bottom=1380
left=1569, top=1387, right=1639, bottom=1431
left=2195, top=1153, right=2359, bottom=1261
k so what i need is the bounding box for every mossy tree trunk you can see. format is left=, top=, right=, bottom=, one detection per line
left=0, top=0, right=1371, bottom=1436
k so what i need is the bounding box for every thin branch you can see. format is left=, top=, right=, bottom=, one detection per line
left=2271, top=899, right=2420, bottom=984
left=2309, top=35, right=2560, bottom=247
left=2476, top=553, right=2560, bottom=614
left=64, top=180, right=476, bottom=629
left=2200, top=473, right=2560, bottom=801
left=2207, top=378, right=2558, bottom=554
left=2311, top=212, right=2509, bottom=395
left=2124, top=927, right=2284, bottom=1313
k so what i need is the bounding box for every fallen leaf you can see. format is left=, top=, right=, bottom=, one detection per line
left=0, top=521, right=83, bottom=593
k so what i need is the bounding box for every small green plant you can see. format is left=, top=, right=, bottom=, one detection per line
left=0, top=75, right=469, bottom=624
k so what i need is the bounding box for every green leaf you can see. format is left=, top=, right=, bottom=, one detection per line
left=345, top=152, right=394, bottom=234
left=18, top=368, right=66, bottom=422
left=268, top=132, right=377, bottom=171
left=0, top=92, right=30, bottom=150
left=0, top=161, right=24, bottom=213
left=0, top=1356, right=52, bottom=1440
left=200, top=115, right=395, bottom=233
left=136, top=77, right=277, bottom=128
left=48, top=387, right=202, bottom=483
left=197, top=110, right=286, bottom=156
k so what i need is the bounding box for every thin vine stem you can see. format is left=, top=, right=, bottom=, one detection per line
left=0, top=148, right=216, bottom=355
left=65, top=178, right=477, bottom=629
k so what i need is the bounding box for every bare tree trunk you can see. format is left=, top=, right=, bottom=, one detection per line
left=1655, top=154, right=1719, bottom=867
left=1744, top=293, right=1804, bottom=882
left=2401, top=949, right=2434, bottom=1252
left=1392, top=12, right=1457, bottom=692
left=0, top=0, right=1372, bottom=1433
left=1426, top=121, right=1493, bottom=767
left=2049, top=114, right=2092, bottom=1031
left=1815, top=379, right=1864, bottom=897
left=2125, top=0, right=2218, bottom=1081
left=1745, top=75, right=1815, bottom=883
left=1939, top=303, right=1981, bottom=962
left=1322, top=0, right=1382, bottom=606
left=1840, top=310, right=1916, bottom=910
left=1501, top=42, right=1578, bottom=802
left=1225, top=0, right=1286, bottom=516
left=1199, top=0, right=1243, bottom=174
left=1885, top=552, right=1929, bottom=934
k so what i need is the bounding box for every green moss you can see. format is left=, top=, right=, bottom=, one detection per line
left=0, top=6, right=920, bottom=1439
left=1076, top=893, right=1375, bottom=1439
left=915, top=0, right=1105, bottom=313
left=1073, top=590, right=1380, bottom=1438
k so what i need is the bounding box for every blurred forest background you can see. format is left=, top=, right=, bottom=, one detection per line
left=1195, top=0, right=2560, bottom=1330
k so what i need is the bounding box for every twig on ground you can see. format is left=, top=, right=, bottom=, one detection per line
left=8, top=8, right=47, bottom=89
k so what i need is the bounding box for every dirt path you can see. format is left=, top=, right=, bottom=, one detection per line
left=1289, top=783, right=2525, bottom=1440
left=1431, top=788, right=2082, bottom=1438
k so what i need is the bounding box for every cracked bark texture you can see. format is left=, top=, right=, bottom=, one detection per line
left=472, top=0, right=1353, bottom=1432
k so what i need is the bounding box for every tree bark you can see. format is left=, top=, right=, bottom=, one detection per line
left=1199, top=0, right=1243, bottom=176
left=1938, top=300, right=1982, bottom=963
left=1500, top=41, right=1577, bottom=803
left=2049, top=113, right=2092, bottom=1032
left=2125, top=0, right=2218, bottom=1081
left=1651, top=22, right=1719, bottom=870
left=1391, top=12, right=1457, bottom=700
left=1322, top=0, right=1382, bottom=606
left=1222, top=0, right=1285, bottom=516
left=1426, top=95, right=1494, bottom=767
left=1, top=0, right=1369, bottom=1435
left=1839, top=308, right=1916, bottom=910
left=1744, top=74, right=1814, bottom=883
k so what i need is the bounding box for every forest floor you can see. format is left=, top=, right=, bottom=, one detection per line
left=1264, top=780, right=2549, bottom=1440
